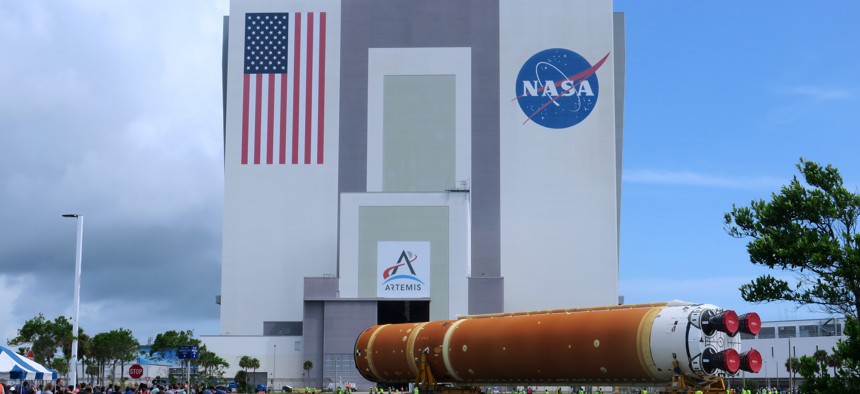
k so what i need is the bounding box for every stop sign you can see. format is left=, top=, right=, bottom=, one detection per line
left=26, top=350, right=35, bottom=360
left=129, top=364, right=144, bottom=379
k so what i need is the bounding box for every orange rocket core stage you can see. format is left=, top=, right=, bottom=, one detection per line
left=355, top=304, right=672, bottom=384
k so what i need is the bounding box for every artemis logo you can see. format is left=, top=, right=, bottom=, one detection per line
left=514, top=48, right=610, bottom=129
left=382, top=250, right=425, bottom=286
left=377, top=241, right=430, bottom=298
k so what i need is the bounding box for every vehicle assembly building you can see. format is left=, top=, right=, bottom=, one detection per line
left=203, top=0, right=626, bottom=387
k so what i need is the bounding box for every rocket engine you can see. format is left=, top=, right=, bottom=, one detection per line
left=354, top=302, right=762, bottom=386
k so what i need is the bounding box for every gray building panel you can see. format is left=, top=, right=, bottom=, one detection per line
left=468, top=276, right=504, bottom=315
left=302, top=302, right=325, bottom=387
left=339, top=0, right=502, bottom=311
left=305, top=277, right=340, bottom=300
left=467, top=1, right=501, bottom=281
left=613, top=12, right=625, bottom=262
left=322, top=301, right=378, bottom=354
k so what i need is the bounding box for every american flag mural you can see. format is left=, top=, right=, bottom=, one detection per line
left=242, top=12, right=327, bottom=165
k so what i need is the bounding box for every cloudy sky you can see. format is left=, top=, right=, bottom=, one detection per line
left=0, top=0, right=229, bottom=345
left=2, top=0, right=859, bottom=347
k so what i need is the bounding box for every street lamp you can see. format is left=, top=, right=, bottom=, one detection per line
left=273, top=344, right=277, bottom=386
left=62, top=214, right=84, bottom=388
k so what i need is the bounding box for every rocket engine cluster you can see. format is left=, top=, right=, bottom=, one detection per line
left=354, top=302, right=762, bottom=386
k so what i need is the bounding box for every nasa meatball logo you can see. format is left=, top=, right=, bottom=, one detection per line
left=514, top=49, right=610, bottom=129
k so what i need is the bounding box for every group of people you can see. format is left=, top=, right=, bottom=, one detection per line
left=0, top=381, right=195, bottom=394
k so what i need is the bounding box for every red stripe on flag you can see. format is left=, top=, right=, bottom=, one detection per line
left=292, top=13, right=301, bottom=165
left=279, top=74, right=287, bottom=164
left=267, top=74, right=275, bottom=164
left=254, top=75, right=262, bottom=164
left=304, top=13, right=314, bottom=165
left=317, top=12, right=326, bottom=164
left=241, top=74, right=250, bottom=165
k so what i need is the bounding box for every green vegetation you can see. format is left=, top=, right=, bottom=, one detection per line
left=725, top=158, right=860, bottom=392
left=11, top=316, right=229, bottom=384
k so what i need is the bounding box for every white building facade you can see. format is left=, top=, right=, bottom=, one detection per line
left=736, top=317, right=847, bottom=390
left=204, top=0, right=626, bottom=388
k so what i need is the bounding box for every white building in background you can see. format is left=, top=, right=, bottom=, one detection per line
left=738, top=317, right=847, bottom=389
left=203, top=0, right=625, bottom=388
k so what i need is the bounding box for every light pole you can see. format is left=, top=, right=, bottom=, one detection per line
left=62, top=213, right=83, bottom=388
left=273, top=344, right=277, bottom=388
left=764, top=360, right=770, bottom=388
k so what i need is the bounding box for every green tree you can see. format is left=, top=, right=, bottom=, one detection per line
left=833, top=318, right=860, bottom=389
left=150, top=330, right=201, bottom=356
left=726, top=158, right=860, bottom=391
left=786, top=356, right=800, bottom=377
left=249, top=357, right=261, bottom=388
left=150, top=330, right=228, bottom=388
left=303, top=360, right=313, bottom=388
left=829, top=353, right=844, bottom=376
left=724, top=158, right=860, bottom=317
left=91, top=328, right=138, bottom=383
left=74, top=329, right=92, bottom=384
left=195, top=347, right=229, bottom=383
left=85, top=364, right=99, bottom=383
left=238, top=356, right=261, bottom=391
left=235, top=370, right=249, bottom=393
left=52, top=357, right=70, bottom=377
left=9, top=314, right=74, bottom=366
left=239, top=355, right=252, bottom=374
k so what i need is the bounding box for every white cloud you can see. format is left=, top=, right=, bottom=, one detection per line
left=785, top=86, right=852, bottom=101
left=623, top=169, right=784, bottom=189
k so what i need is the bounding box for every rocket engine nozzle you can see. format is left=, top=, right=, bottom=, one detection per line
left=702, top=309, right=740, bottom=336
left=738, top=312, right=762, bottom=336
left=739, top=349, right=763, bottom=373
left=702, top=347, right=741, bottom=374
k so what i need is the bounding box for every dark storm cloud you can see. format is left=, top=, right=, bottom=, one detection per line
left=0, top=1, right=228, bottom=342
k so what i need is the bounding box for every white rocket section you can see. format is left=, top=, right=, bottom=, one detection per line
left=498, top=0, right=619, bottom=312
left=648, top=303, right=743, bottom=381
left=222, top=0, right=342, bottom=335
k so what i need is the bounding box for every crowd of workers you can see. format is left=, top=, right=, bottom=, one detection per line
left=1, top=382, right=801, bottom=394
left=0, top=381, right=264, bottom=394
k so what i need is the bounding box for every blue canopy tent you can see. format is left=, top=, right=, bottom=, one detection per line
left=0, top=346, right=58, bottom=380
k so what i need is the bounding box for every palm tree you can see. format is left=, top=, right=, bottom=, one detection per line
left=303, top=361, right=313, bottom=389
left=813, top=349, right=829, bottom=367
left=249, top=357, right=261, bottom=389
left=77, top=331, right=92, bottom=384
left=828, top=354, right=844, bottom=376
left=785, top=356, right=800, bottom=376
left=239, top=356, right=252, bottom=392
